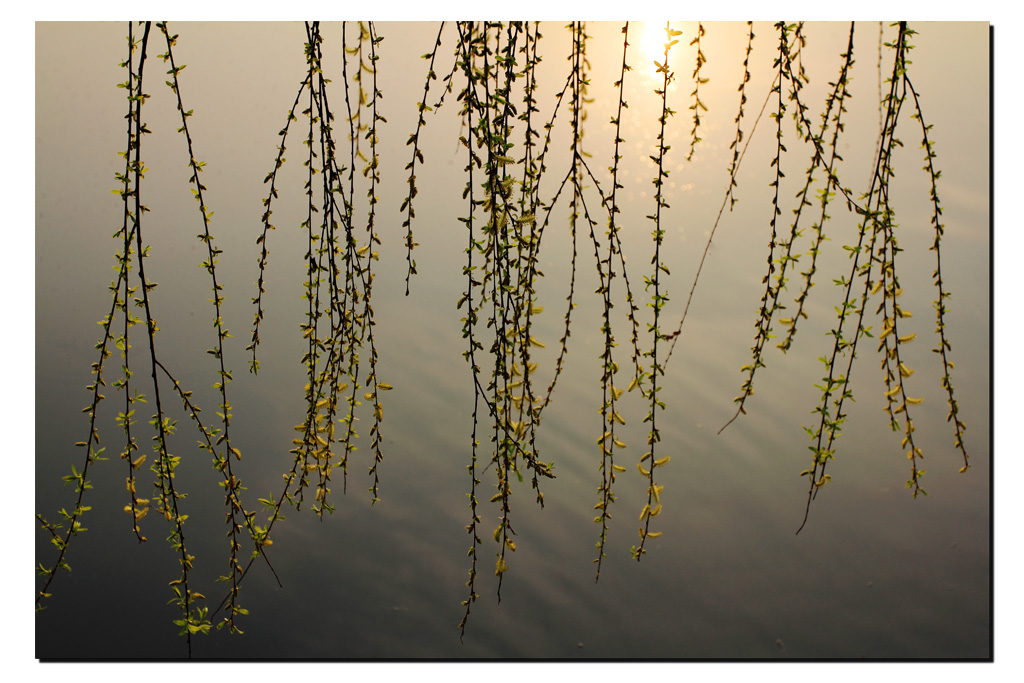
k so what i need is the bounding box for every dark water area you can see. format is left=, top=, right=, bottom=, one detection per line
left=34, top=21, right=991, bottom=661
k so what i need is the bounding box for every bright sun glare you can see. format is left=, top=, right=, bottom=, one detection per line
left=639, top=21, right=680, bottom=69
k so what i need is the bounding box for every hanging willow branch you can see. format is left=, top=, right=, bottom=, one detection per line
left=593, top=21, right=632, bottom=581
left=455, top=20, right=488, bottom=636
left=401, top=22, right=446, bottom=295
left=795, top=22, right=969, bottom=532
left=905, top=76, right=969, bottom=474
left=720, top=21, right=803, bottom=434
left=686, top=22, right=707, bottom=161
left=631, top=22, right=679, bottom=561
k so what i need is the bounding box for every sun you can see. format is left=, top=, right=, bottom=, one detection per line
left=639, top=21, right=683, bottom=71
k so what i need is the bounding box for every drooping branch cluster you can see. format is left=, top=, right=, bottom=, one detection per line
left=36, top=21, right=250, bottom=654
left=668, top=22, right=970, bottom=533
left=451, top=22, right=559, bottom=633
left=252, top=22, right=388, bottom=520
left=36, top=22, right=975, bottom=655
left=440, top=21, right=678, bottom=631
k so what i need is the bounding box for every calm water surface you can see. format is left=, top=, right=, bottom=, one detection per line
left=35, top=21, right=990, bottom=659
